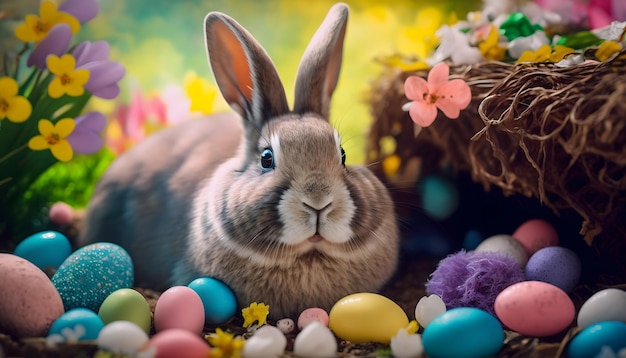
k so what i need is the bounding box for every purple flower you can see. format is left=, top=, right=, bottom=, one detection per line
left=59, top=0, right=99, bottom=23
left=66, top=111, right=106, bottom=154
left=27, top=24, right=72, bottom=69
left=72, top=41, right=125, bottom=99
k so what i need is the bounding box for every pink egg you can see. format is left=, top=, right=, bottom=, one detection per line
left=48, top=202, right=74, bottom=226
left=494, top=281, right=574, bottom=336
left=297, top=308, right=329, bottom=329
left=0, top=254, right=65, bottom=338
left=154, top=286, right=205, bottom=334
left=512, top=219, right=559, bottom=256
left=148, top=329, right=210, bottom=358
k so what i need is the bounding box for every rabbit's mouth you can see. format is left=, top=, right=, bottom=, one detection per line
left=308, top=234, right=324, bottom=243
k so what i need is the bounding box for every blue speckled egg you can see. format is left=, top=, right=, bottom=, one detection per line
left=567, top=321, right=626, bottom=358
left=188, top=277, right=237, bottom=325
left=423, top=307, right=504, bottom=358
left=525, top=246, right=581, bottom=293
left=52, top=243, right=134, bottom=311
left=48, top=308, right=104, bottom=341
left=14, top=231, right=72, bottom=270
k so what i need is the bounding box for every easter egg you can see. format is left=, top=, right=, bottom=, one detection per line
left=525, top=246, right=581, bottom=293
left=577, top=288, right=626, bottom=329
left=48, top=308, right=104, bottom=341
left=567, top=321, right=626, bottom=358
left=277, top=318, right=295, bottom=334
left=0, top=254, right=65, bottom=338
left=474, top=234, right=529, bottom=267
left=297, top=308, right=329, bottom=329
left=98, top=288, right=152, bottom=334
left=512, top=219, right=559, bottom=256
left=13, top=231, right=72, bottom=270
left=147, top=328, right=211, bottom=358
left=188, top=277, right=237, bottom=325
left=154, top=286, right=205, bottom=334
left=97, top=321, right=149, bottom=356
left=418, top=175, right=459, bottom=220
left=293, top=321, right=337, bottom=357
left=422, top=307, right=504, bottom=358
left=495, top=281, right=575, bottom=336
left=415, top=294, right=446, bottom=328
left=52, top=242, right=134, bottom=311
left=328, top=293, right=409, bottom=344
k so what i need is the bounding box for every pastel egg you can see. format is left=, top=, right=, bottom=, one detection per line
left=98, top=288, right=152, bottom=334
left=52, top=242, right=134, bottom=311
left=13, top=231, right=72, bottom=270
left=48, top=308, right=104, bottom=341
left=97, top=321, right=149, bottom=356
left=422, top=307, right=504, bottom=358
left=188, top=277, right=237, bottom=325
left=577, top=288, right=626, bottom=329
left=154, top=286, right=205, bottom=334
left=276, top=318, right=295, bottom=334
left=512, top=219, right=559, bottom=256
left=297, top=308, right=329, bottom=329
left=418, top=175, right=459, bottom=220
left=0, top=253, right=64, bottom=338
left=495, top=281, right=575, bottom=336
left=567, top=321, right=626, bottom=358
left=474, top=234, right=529, bottom=267
left=525, top=246, right=581, bottom=293
left=328, top=293, right=409, bottom=344
left=147, top=328, right=211, bottom=358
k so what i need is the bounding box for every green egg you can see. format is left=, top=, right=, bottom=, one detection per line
left=98, top=288, right=152, bottom=334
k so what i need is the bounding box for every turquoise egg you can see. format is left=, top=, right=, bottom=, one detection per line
left=14, top=231, right=72, bottom=270
left=188, top=277, right=237, bottom=325
left=567, top=321, right=626, bottom=358
left=52, top=243, right=134, bottom=311
left=418, top=175, right=459, bottom=221
left=48, top=308, right=104, bottom=341
left=423, top=307, right=504, bottom=358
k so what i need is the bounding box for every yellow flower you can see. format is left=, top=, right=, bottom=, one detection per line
left=406, top=320, right=419, bottom=334
left=206, top=328, right=245, bottom=358
left=518, top=45, right=575, bottom=63
left=47, top=54, right=90, bottom=98
left=595, top=41, right=623, bottom=62
left=28, top=118, right=75, bottom=162
left=382, top=154, right=401, bottom=178
left=0, top=77, right=32, bottom=123
left=241, top=302, right=269, bottom=328
left=479, top=25, right=507, bottom=61
left=14, top=0, right=80, bottom=43
left=184, top=72, right=217, bottom=114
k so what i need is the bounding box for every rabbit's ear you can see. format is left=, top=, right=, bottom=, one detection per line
left=204, top=12, right=289, bottom=126
left=293, top=3, right=349, bottom=120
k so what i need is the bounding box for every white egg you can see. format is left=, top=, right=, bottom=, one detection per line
left=415, top=295, right=446, bottom=328
left=578, top=288, right=626, bottom=329
left=97, top=321, right=149, bottom=355
left=475, top=234, right=528, bottom=267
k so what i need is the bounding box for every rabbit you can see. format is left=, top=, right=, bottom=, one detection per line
left=80, top=2, right=399, bottom=319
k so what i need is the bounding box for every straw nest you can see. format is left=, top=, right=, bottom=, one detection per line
left=367, top=50, right=626, bottom=280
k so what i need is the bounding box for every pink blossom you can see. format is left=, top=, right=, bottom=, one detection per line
left=402, top=63, right=472, bottom=127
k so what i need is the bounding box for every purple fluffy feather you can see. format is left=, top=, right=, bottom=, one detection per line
left=425, top=250, right=525, bottom=316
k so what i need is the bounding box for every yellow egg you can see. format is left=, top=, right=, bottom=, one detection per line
left=328, top=293, right=409, bottom=344
left=98, top=288, right=152, bottom=334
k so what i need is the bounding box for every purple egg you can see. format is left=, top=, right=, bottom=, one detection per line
left=525, top=246, right=581, bottom=293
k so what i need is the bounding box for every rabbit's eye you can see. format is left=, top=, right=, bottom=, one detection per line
left=340, top=146, right=346, bottom=166
left=260, top=148, right=275, bottom=171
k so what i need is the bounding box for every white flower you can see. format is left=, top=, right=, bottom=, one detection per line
left=594, top=346, right=626, bottom=358
left=555, top=54, right=585, bottom=67
left=593, top=21, right=626, bottom=41
left=427, top=25, right=483, bottom=66
left=293, top=321, right=337, bottom=358
left=45, top=324, right=86, bottom=347
left=508, top=31, right=550, bottom=59
left=415, top=295, right=447, bottom=328
left=390, top=328, right=424, bottom=358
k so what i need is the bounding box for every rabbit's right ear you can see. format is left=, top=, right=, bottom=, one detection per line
left=204, top=12, right=289, bottom=127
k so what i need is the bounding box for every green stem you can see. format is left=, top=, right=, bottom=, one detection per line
left=0, top=144, right=27, bottom=164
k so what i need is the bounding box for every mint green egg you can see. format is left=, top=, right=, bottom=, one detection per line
left=98, top=288, right=152, bottom=334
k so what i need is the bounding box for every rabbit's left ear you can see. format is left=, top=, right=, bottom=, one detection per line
left=293, top=3, right=349, bottom=120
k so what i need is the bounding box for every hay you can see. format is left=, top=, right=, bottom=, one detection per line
left=368, top=50, right=626, bottom=280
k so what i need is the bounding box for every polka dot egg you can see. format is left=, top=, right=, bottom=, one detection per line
left=52, top=243, right=134, bottom=311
